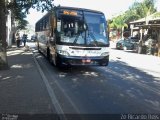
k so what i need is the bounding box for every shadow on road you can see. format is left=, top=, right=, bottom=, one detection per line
left=50, top=60, right=160, bottom=114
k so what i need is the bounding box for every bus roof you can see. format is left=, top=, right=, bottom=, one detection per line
left=35, top=6, right=105, bottom=24
left=56, top=6, right=104, bottom=14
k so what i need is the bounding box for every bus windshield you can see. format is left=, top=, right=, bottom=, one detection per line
left=84, top=12, right=109, bottom=46
left=57, top=10, right=109, bottom=46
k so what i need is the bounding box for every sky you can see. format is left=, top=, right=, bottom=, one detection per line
left=26, top=0, right=160, bottom=27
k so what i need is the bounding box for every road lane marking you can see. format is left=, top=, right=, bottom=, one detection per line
left=33, top=53, right=67, bottom=120
left=44, top=68, right=81, bottom=114
left=37, top=54, right=81, bottom=114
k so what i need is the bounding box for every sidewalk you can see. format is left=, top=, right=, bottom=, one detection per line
left=0, top=45, right=54, bottom=114
left=109, top=42, right=160, bottom=78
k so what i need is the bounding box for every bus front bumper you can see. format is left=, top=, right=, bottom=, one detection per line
left=57, top=54, right=109, bottom=66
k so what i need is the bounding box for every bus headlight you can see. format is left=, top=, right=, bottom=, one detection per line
left=101, top=52, right=109, bottom=56
left=57, top=50, right=70, bottom=56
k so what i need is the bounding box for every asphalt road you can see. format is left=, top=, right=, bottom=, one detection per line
left=31, top=42, right=160, bottom=116
left=2, top=42, right=159, bottom=120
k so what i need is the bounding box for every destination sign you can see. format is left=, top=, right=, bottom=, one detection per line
left=63, top=10, right=78, bottom=16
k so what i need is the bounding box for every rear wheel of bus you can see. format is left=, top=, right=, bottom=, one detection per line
left=54, top=54, right=63, bottom=68
left=37, top=42, right=40, bottom=53
left=47, top=48, right=53, bottom=65
left=99, top=60, right=109, bottom=66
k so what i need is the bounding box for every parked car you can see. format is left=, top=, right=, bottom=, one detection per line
left=128, top=36, right=139, bottom=43
left=116, top=39, right=134, bottom=50
left=30, top=35, right=37, bottom=42
left=128, top=36, right=139, bottom=50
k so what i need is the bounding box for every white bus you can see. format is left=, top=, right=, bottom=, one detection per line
left=35, top=6, right=109, bottom=67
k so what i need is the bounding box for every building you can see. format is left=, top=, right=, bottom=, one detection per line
left=129, top=12, right=160, bottom=57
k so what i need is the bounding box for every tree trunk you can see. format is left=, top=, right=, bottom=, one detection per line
left=117, top=29, right=120, bottom=39
left=0, top=0, right=9, bottom=70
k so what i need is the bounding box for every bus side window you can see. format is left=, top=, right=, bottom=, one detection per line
left=57, top=20, right=61, bottom=32
left=64, top=22, right=68, bottom=36
left=50, top=28, right=55, bottom=45
left=54, top=28, right=60, bottom=43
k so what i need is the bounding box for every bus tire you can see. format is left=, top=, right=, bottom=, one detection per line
left=99, top=60, right=109, bottom=66
left=54, top=55, right=62, bottom=68
left=47, top=49, right=53, bottom=65
left=37, top=43, right=40, bottom=53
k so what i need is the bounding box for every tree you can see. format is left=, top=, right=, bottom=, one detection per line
left=124, top=0, right=156, bottom=24
left=0, top=0, right=8, bottom=69
left=141, top=0, right=156, bottom=24
left=109, top=0, right=157, bottom=40
left=123, top=0, right=157, bottom=54
left=109, top=14, right=128, bottom=39
left=0, top=0, right=54, bottom=70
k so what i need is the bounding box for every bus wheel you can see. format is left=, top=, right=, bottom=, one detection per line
left=37, top=44, right=40, bottom=52
left=47, top=49, right=53, bottom=64
left=49, top=53, right=54, bottom=65
left=55, top=55, right=62, bottom=68
left=99, top=61, right=109, bottom=66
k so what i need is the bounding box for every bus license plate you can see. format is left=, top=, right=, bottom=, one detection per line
left=82, top=59, right=91, bottom=63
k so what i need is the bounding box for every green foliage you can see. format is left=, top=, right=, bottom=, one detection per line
left=109, top=14, right=128, bottom=30
left=17, top=19, right=28, bottom=30
left=7, top=0, right=54, bottom=30
left=109, top=0, right=157, bottom=29
left=126, top=0, right=156, bottom=22
left=108, top=0, right=157, bottom=39
left=17, top=0, right=53, bottom=13
left=153, top=12, right=160, bottom=17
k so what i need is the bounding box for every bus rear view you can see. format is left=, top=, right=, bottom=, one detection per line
left=36, top=6, right=110, bottom=67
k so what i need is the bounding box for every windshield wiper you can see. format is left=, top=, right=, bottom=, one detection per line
left=73, top=33, right=80, bottom=44
left=87, top=30, right=98, bottom=47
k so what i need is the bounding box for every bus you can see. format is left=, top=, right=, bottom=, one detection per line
left=35, top=6, right=109, bottom=67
